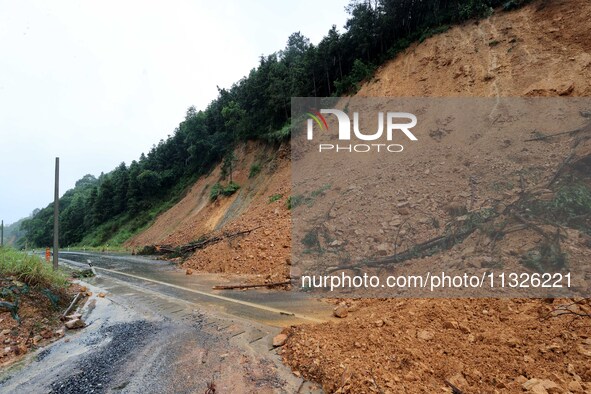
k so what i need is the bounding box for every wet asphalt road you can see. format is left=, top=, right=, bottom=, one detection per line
left=58, top=252, right=332, bottom=327
left=0, top=252, right=326, bottom=394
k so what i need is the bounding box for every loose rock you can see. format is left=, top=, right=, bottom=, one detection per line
left=65, top=318, right=85, bottom=330
left=273, top=334, right=288, bottom=347
left=333, top=305, right=348, bottom=318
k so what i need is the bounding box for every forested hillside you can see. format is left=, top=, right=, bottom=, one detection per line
left=19, top=0, right=529, bottom=248
left=2, top=219, right=26, bottom=246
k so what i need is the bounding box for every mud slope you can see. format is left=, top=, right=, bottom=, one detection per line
left=358, top=0, right=591, bottom=98
left=127, top=142, right=292, bottom=279
left=283, top=0, right=591, bottom=393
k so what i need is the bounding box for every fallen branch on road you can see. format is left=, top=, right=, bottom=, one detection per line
left=156, top=226, right=262, bottom=257
left=212, top=280, right=291, bottom=290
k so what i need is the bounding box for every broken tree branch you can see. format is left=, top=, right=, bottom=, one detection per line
left=525, top=120, right=591, bottom=142
left=445, top=380, right=464, bottom=394
left=540, top=298, right=591, bottom=321
left=212, top=280, right=291, bottom=290
left=511, top=212, right=552, bottom=241
left=157, top=226, right=262, bottom=256
left=327, top=223, right=480, bottom=273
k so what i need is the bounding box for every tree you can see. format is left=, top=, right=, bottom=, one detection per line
left=221, top=152, right=237, bottom=183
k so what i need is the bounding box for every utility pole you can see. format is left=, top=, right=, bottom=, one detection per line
left=53, top=157, right=59, bottom=270
left=1, top=220, right=4, bottom=248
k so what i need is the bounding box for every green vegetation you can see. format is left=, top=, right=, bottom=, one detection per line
left=531, top=183, right=591, bottom=235
left=249, top=163, right=261, bottom=178
left=0, top=248, right=69, bottom=323
left=0, top=248, right=68, bottom=290
left=210, top=183, right=223, bottom=202
left=302, top=228, right=321, bottom=249
left=287, top=195, right=303, bottom=210
left=210, top=182, right=241, bottom=202
left=18, top=0, right=529, bottom=249
left=288, top=184, right=332, bottom=210
left=521, top=242, right=567, bottom=272
left=1, top=219, right=26, bottom=247
left=222, top=182, right=240, bottom=196
left=269, top=193, right=283, bottom=203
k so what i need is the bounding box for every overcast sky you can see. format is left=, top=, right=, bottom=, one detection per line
left=0, top=0, right=350, bottom=225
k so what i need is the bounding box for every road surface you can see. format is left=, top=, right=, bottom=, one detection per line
left=0, top=252, right=330, bottom=394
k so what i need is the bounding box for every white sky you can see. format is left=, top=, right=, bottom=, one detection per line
left=0, top=0, right=350, bottom=225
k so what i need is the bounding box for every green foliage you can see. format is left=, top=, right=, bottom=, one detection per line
left=521, top=242, right=567, bottom=272
left=419, top=25, right=450, bottom=43
left=249, top=163, right=261, bottom=178
left=221, top=152, right=237, bottom=181
left=335, top=59, right=375, bottom=95
left=302, top=228, right=321, bottom=249
left=310, top=183, right=331, bottom=198
left=287, top=195, right=303, bottom=210
left=288, top=184, right=331, bottom=210
left=503, top=0, right=531, bottom=11
left=222, top=181, right=240, bottom=196
left=210, top=182, right=223, bottom=202
left=531, top=183, right=591, bottom=235
left=210, top=181, right=240, bottom=202
left=548, top=184, right=591, bottom=219
left=269, top=194, right=283, bottom=203
left=262, top=122, right=291, bottom=143
left=2, top=218, right=27, bottom=247
left=0, top=248, right=69, bottom=290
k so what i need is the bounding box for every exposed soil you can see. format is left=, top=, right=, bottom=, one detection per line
left=127, top=142, right=293, bottom=281
left=282, top=0, right=591, bottom=392
left=181, top=144, right=291, bottom=282
left=281, top=298, right=591, bottom=393
left=357, top=0, right=591, bottom=98
left=0, top=279, right=79, bottom=368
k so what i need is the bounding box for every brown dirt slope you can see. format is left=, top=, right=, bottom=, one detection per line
left=126, top=142, right=292, bottom=279
left=358, top=0, right=591, bottom=98
left=283, top=0, right=591, bottom=393
left=0, top=278, right=79, bottom=368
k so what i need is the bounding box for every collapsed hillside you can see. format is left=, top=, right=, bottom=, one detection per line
left=126, top=142, right=292, bottom=282
left=282, top=0, right=591, bottom=392
left=129, top=0, right=591, bottom=392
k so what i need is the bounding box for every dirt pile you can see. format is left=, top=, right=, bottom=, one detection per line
left=126, top=0, right=591, bottom=391
left=281, top=298, right=591, bottom=393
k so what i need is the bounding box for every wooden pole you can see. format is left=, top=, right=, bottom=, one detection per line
left=53, top=157, right=59, bottom=270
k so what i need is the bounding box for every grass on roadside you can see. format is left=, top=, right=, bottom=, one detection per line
left=0, top=247, right=69, bottom=291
